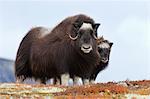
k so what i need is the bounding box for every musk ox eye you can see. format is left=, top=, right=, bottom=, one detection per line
left=79, top=30, right=84, bottom=35
left=98, top=49, right=102, bottom=53
left=73, top=22, right=83, bottom=31
left=89, top=30, right=94, bottom=35
left=73, top=23, right=80, bottom=28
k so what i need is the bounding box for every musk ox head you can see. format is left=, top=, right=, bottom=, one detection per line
left=68, top=22, right=100, bottom=54
left=97, top=36, right=113, bottom=63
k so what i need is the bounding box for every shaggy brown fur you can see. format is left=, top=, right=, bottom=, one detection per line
left=15, top=14, right=100, bottom=84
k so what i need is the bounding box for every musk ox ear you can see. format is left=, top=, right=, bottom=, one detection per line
left=97, top=36, right=104, bottom=44
left=99, top=36, right=104, bottom=41
left=101, top=36, right=104, bottom=40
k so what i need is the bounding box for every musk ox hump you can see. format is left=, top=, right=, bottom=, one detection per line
left=38, top=27, right=52, bottom=38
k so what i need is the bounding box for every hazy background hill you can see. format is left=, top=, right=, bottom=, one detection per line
left=0, top=58, right=15, bottom=82
left=0, top=58, right=51, bottom=84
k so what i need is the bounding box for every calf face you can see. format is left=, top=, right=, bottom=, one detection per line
left=98, top=38, right=113, bottom=63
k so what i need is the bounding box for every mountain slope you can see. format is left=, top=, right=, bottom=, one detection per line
left=0, top=58, right=15, bottom=82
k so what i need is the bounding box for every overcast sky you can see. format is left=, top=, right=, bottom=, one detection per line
left=0, top=0, right=149, bottom=82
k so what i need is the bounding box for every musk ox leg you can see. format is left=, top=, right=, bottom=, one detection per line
left=82, top=79, right=89, bottom=85
left=16, top=76, right=25, bottom=83
left=41, top=80, right=46, bottom=84
left=90, top=80, right=95, bottom=84
left=49, top=78, right=54, bottom=85
left=53, top=77, right=61, bottom=85
left=16, top=79, right=23, bottom=83
left=60, top=73, right=69, bottom=86
left=40, top=78, right=47, bottom=84
left=36, top=78, right=46, bottom=84
left=73, top=76, right=82, bottom=85
left=48, top=78, right=54, bottom=85
left=34, top=78, right=46, bottom=85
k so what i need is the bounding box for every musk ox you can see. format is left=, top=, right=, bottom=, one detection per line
left=89, top=36, right=113, bottom=83
left=15, top=14, right=100, bottom=85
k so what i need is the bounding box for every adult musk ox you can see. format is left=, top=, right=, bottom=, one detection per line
left=15, top=14, right=100, bottom=85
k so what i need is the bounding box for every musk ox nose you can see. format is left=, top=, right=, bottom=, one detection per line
left=101, top=58, right=108, bottom=63
left=81, top=44, right=92, bottom=53
left=83, top=45, right=91, bottom=49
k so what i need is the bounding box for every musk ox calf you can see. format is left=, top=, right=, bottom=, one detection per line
left=89, top=37, right=113, bottom=83
left=15, top=14, right=100, bottom=85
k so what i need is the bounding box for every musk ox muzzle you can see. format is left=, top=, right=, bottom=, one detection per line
left=81, top=44, right=93, bottom=53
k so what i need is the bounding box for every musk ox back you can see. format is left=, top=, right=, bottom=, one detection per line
left=15, top=14, right=100, bottom=85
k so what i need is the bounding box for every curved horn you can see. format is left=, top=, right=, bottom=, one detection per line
left=92, top=33, right=98, bottom=40
left=68, top=33, right=78, bottom=40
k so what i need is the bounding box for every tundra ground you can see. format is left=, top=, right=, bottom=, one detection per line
left=0, top=80, right=149, bottom=98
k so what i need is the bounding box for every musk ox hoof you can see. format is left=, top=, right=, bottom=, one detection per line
left=73, top=76, right=82, bottom=86
left=16, top=76, right=25, bottom=83
left=83, top=79, right=90, bottom=85
left=61, top=73, right=70, bottom=86
left=90, top=80, right=95, bottom=84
